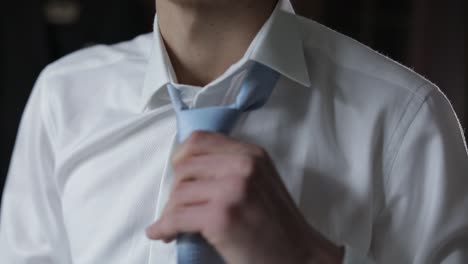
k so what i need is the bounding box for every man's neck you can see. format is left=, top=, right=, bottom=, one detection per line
left=156, top=0, right=278, bottom=86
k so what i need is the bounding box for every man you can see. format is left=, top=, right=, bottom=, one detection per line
left=1, top=0, right=467, bottom=263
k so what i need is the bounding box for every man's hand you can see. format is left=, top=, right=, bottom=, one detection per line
left=146, top=131, right=344, bottom=264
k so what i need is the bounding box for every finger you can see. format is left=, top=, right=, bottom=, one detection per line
left=170, top=175, right=248, bottom=209
left=173, top=153, right=254, bottom=182
left=146, top=203, right=212, bottom=242
left=172, top=131, right=262, bottom=165
left=170, top=179, right=218, bottom=206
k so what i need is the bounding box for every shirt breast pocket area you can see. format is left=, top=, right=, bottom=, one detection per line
left=298, top=167, right=374, bottom=250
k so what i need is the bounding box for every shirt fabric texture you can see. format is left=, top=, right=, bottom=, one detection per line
left=1, top=0, right=468, bottom=263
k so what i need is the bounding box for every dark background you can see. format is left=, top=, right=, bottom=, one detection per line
left=1, top=0, right=466, bottom=198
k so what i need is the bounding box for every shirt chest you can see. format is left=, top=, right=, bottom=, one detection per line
left=54, top=81, right=376, bottom=262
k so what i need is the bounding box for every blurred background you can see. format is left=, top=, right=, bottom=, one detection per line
left=0, top=0, right=466, bottom=197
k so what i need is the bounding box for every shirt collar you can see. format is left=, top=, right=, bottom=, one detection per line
left=140, top=0, right=311, bottom=111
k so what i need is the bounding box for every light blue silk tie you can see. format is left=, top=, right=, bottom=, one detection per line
left=167, top=62, right=280, bottom=264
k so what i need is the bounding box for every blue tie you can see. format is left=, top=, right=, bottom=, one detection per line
left=168, top=62, right=280, bottom=264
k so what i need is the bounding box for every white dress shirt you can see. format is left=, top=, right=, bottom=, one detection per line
left=1, top=0, right=467, bottom=263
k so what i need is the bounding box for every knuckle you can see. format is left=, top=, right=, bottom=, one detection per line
left=172, top=131, right=210, bottom=167
left=234, top=176, right=248, bottom=193
left=171, top=151, right=193, bottom=172
left=171, top=152, right=186, bottom=169
left=230, top=177, right=249, bottom=203
left=251, top=145, right=267, bottom=160
left=171, top=145, right=193, bottom=167
left=236, top=156, right=256, bottom=177
left=172, top=180, right=186, bottom=193
left=171, top=159, right=185, bottom=174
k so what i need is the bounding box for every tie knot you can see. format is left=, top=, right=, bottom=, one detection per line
left=168, top=62, right=279, bottom=112
left=167, top=62, right=280, bottom=143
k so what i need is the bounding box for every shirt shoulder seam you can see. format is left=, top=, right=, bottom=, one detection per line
left=381, top=82, right=436, bottom=201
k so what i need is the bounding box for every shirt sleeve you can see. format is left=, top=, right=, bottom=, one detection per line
left=368, top=86, right=468, bottom=263
left=0, top=70, right=72, bottom=263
